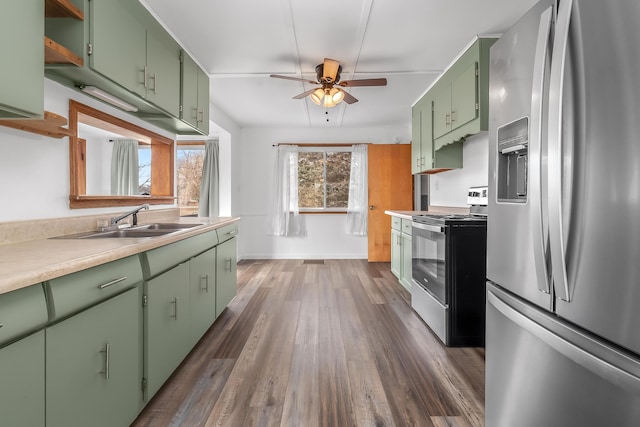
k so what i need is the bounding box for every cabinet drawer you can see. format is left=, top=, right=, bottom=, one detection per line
left=0, top=284, right=48, bottom=346
left=216, top=223, right=238, bottom=244
left=47, top=255, right=142, bottom=321
left=391, top=216, right=402, bottom=231
left=143, top=230, right=218, bottom=279
left=402, top=219, right=413, bottom=235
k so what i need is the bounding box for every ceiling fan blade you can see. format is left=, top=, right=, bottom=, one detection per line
left=270, top=74, right=318, bottom=85
left=340, top=89, right=358, bottom=104
left=292, top=88, right=318, bottom=99
left=338, top=77, right=387, bottom=87
left=323, top=58, right=340, bottom=82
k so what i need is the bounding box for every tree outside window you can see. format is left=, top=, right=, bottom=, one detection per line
left=176, top=143, right=205, bottom=216
left=298, top=147, right=352, bottom=212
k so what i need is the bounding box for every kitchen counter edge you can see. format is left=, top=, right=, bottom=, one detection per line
left=0, top=217, right=240, bottom=295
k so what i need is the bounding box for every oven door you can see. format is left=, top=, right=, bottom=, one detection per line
left=411, top=222, right=447, bottom=305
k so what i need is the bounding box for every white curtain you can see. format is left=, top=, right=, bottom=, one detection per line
left=198, top=140, right=219, bottom=217
left=266, top=145, right=306, bottom=236
left=346, top=144, right=368, bottom=235
left=110, top=139, right=139, bottom=195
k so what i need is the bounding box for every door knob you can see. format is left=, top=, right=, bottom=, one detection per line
left=369, top=205, right=375, bottom=210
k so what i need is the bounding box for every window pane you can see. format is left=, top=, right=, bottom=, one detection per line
left=176, top=147, right=205, bottom=216
left=326, top=151, right=351, bottom=208
left=298, top=152, right=324, bottom=208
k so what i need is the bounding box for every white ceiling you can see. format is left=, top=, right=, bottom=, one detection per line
left=140, top=0, right=538, bottom=132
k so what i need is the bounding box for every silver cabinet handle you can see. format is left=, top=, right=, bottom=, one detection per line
left=225, top=258, right=232, bottom=272
left=411, top=222, right=444, bottom=234
left=200, top=275, right=209, bottom=292
left=99, top=343, right=110, bottom=380
left=451, top=110, right=456, bottom=123
left=445, top=112, right=451, bottom=126
left=98, top=276, right=127, bottom=289
left=170, top=297, right=178, bottom=319
left=142, top=66, right=148, bottom=88
left=149, top=73, right=157, bottom=93
left=226, top=230, right=237, bottom=236
left=197, top=109, right=204, bottom=123
left=192, top=107, right=198, bottom=120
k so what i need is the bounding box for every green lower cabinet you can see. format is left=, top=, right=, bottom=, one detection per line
left=391, top=229, right=401, bottom=278
left=46, top=288, right=140, bottom=427
left=400, top=232, right=413, bottom=291
left=144, top=262, right=191, bottom=400
left=216, top=237, right=237, bottom=317
left=189, top=247, right=217, bottom=346
left=0, top=331, right=45, bottom=427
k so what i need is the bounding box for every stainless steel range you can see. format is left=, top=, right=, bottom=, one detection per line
left=410, top=187, right=487, bottom=347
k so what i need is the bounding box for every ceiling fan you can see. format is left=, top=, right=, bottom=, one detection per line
left=270, top=58, right=387, bottom=107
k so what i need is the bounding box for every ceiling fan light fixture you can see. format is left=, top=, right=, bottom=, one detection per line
left=310, top=88, right=325, bottom=105
left=329, top=88, right=344, bottom=104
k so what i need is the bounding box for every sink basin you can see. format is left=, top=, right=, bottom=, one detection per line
left=53, top=222, right=204, bottom=239
left=133, top=222, right=203, bottom=230
left=79, top=229, right=176, bottom=239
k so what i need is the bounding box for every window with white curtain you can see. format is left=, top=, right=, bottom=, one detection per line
left=267, top=144, right=368, bottom=237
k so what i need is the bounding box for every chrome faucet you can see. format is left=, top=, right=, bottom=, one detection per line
left=110, top=204, right=150, bottom=227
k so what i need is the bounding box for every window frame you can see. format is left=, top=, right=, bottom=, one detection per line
left=297, top=145, right=353, bottom=214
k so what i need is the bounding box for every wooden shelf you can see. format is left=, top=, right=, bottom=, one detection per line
left=0, top=111, right=75, bottom=138
left=45, top=0, right=84, bottom=20
left=44, top=36, right=83, bottom=67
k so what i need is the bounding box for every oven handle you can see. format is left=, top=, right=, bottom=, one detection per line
left=411, top=222, right=445, bottom=234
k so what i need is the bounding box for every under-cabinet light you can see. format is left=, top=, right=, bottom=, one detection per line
left=79, top=85, right=139, bottom=112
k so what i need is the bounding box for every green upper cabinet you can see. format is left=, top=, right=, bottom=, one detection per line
left=181, top=52, right=210, bottom=135
left=0, top=0, right=43, bottom=118
left=411, top=95, right=433, bottom=174
left=89, top=0, right=180, bottom=117
left=411, top=37, right=496, bottom=174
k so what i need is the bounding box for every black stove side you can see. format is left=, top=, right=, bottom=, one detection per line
left=445, top=223, right=487, bottom=347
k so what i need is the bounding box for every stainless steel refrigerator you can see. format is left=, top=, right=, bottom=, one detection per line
left=487, top=0, right=640, bottom=425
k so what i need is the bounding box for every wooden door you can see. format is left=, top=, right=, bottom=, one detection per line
left=367, top=144, right=413, bottom=262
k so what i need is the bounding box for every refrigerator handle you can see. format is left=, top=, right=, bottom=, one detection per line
left=547, top=0, right=573, bottom=302
left=488, top=289, right=640, bottom=393
left=529, top=6, right=553, bottom=295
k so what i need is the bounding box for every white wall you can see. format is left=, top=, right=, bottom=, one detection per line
left=429, top=132, right=489, bottom=207
left=235, top=126, right=410, bottom=259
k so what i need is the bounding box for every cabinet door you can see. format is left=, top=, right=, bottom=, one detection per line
left=190, top=248, right=216, bottom=346
left=432, top=82, right=452, bottom=139
left=196, top=65, right=210, bottom=134
left=180, top=53, right=199, bottom=128
left=411, top=102, right=423, bottom=174
left=450, top=62, right=478, bottom=131
left=391, top=229, right=401, bottom=278
left=400, top=233, right=413, bottom=291
left=216, top=237, right=237, bottom=318
left=144, top=262, right=191, bottom=400
left=146, top=25, right=181, bottom=117
left=46, top=289, right=140, bottom=427
left=90, top=0, right=146, bottom=97
left=0, top=331, right=45, bottom=427
left=420, top=97, right=434, bottom=171
left=0, top=0, right=43, bottom=118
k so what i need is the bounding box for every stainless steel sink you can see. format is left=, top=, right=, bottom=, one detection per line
left=53, top=222, right=204, bottom=239
left=133, top=223, right=203, bottom=230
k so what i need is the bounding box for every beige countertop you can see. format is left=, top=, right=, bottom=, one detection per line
left=0, top=216, right=240, bottom=296
left=385, top=206, right=470, bottom=220
left=384, top=210, right=427, bottom=220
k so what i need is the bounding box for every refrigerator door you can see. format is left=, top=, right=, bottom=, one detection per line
left=547, top=0, right=640, bottom=355
left=487, top=0, right=554, bottom=310
left=486, top=283, right=640, bottom=427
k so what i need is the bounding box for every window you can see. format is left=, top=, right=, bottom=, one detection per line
left=138, top=143, right=151, bottom=195
left=176, top=142, right=205, bottom=216
left=297, top=146, right=352, bottom=212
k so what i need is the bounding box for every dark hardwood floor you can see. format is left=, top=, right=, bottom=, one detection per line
left=132, top=259, right=485, bottom=427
